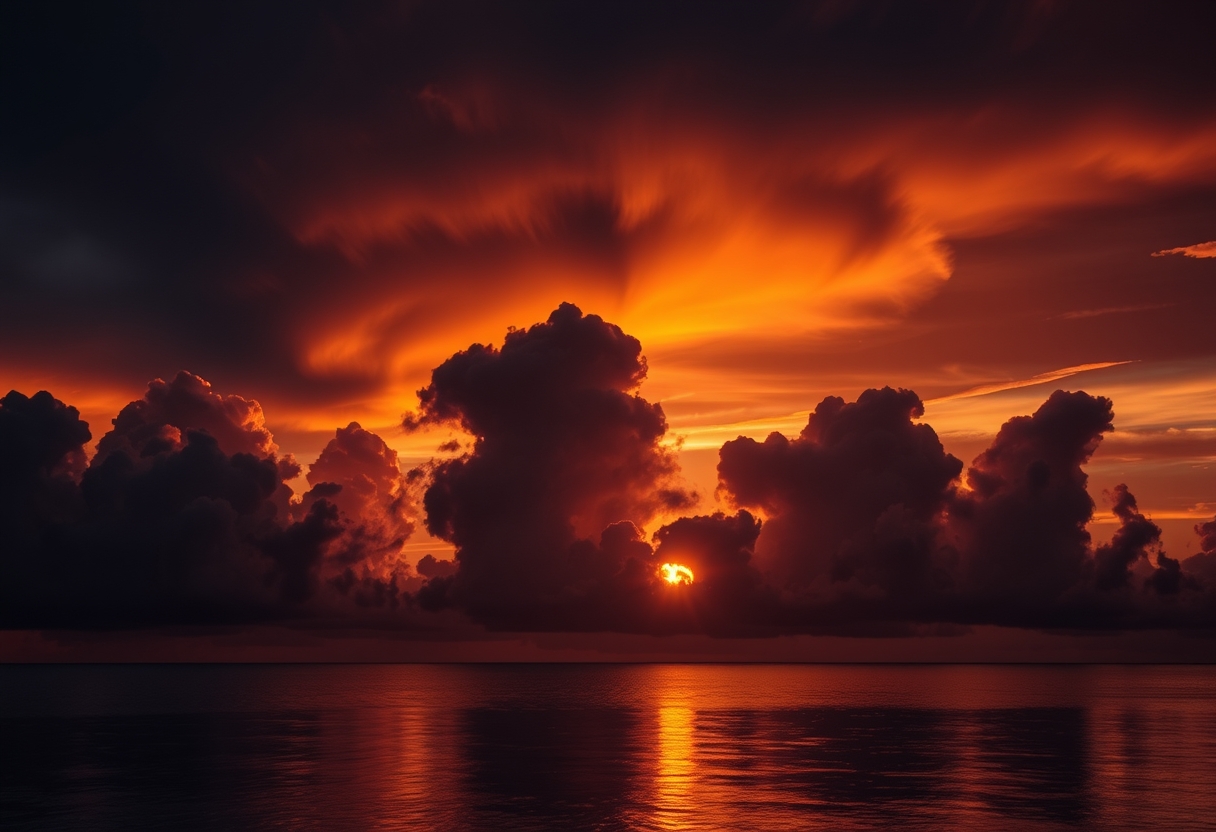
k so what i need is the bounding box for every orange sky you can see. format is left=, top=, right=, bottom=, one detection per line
left=1, top=1, right=1213, bottom=654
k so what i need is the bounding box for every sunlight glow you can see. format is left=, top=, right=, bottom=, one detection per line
left=660, top=563, right=695, bottom=585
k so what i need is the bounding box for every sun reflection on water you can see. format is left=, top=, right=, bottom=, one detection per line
left=655, top=704, right=696, bottom=830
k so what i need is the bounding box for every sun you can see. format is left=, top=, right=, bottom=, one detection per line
left=660, top=563, right=694, bottom=585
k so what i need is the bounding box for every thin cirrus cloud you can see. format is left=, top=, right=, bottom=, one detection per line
left=666, top=361, right=1136, bottom=451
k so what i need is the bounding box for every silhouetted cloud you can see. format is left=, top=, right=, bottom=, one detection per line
left=0, top=390, right=92, bottom=561
left=0, top=378, right=412, bottom=628
left=416, top=553, right=458, bottom=579
left=719, top=387, right=962, bottom=602
left=406, top=303, right=694, bottom=629
left=702, top=386, right=1214, bottom=631
left=949, top=390, right=1114, bottom=613
left=1, top=310, right=1212, bottom=637
left=3, top=420, right=306, bottom=628
left=1183, top=516, right=1216, bottom=586
left=650, top=510, right=771, bottom=635
left=1094, top=485, right=1161, bottom=591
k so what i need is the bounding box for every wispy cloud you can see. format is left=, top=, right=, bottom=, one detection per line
left=1057, top=303, right=1173, bottom=320
left=924, top=361, right=1133, bottom=405
left=1152, top=240, right=1216, bottom=258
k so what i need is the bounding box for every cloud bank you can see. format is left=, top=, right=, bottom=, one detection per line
left=0, top=374, right=413, bottom=628
left=2, top=306, right=1213, bottom=635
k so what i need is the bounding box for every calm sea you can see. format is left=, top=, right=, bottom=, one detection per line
left=2, top=664, right=1215, bottom=830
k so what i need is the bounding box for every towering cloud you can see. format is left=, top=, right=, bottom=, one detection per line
left=1, top=390, right=298, bottom=627
left=718, top=388, right=962, bottom=608
left=948, top=390, right=1114, bottom=619
left=407, top=303, right=694, bottom=629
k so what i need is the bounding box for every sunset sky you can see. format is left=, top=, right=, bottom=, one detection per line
left=2, top=1, right=1213, bottom=660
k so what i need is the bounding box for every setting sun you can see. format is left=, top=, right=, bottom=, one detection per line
left=660, top=563, right=694, bottom=586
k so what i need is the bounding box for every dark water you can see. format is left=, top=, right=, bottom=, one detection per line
left=3, top=665, right=1215, bottom=830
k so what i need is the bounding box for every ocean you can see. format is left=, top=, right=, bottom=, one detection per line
left=3, top=664, right=1215, bottom=830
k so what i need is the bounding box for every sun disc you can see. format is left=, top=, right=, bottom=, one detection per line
left=660, top=562, right=694, bottom=585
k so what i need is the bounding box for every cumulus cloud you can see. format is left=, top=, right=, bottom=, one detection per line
left=406, top=302, right=695, bottom=629
left=96, top=371, right=281, bottom=462
left=702, top=386, right=1213, bottom=631
left=0, top=390, right=92, bottom=559
left=718, top=387, right=962, bottom=603
left=0, top=377, right=410, bottom=628
left=297, top=421, right=416, bottom=607
left=1151, top=241, right=1216, bottom=258
left=2, top=421, right=312, bottom=628
left=949, top=390, right=1114, bottom=613
left=95, top=371, right=300, bottom=519
left=650, top=510, right=770, bottom=635
left=402, top=308, right=1212, bottom=635
left=1, top=310, right=1212, bottom=637
left=1183, top=516, right=1216, bottom=586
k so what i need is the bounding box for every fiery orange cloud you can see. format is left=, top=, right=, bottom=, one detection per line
left=230, top=98, right=1216, bottom=451
left=1152, top=240, right=1216, bottom=259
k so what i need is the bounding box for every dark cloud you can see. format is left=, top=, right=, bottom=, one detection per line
left=416, top=554, right=458, bottom=580
left=94, top=370, right=301, bottom=521
left=407, top=303, right=694, bottom=629
left=402, top=309, right=1212, bottom=635
left=1, top=314, right=1212, bottom=637
left=0, top=378, right=412, bottom=628
left=1093, top=484, right=1161, bottom=592
left=718, top=387, right=962, bottom=604
left=1182, top=517, right=1216, bottom=586
left=0, top=390, right=92, bottom=557
left=949, top=390, right=1114, bottom=613
left=700, top=387, right=1214, bottom=632
left=650, top=510, right=770, bottom=635
left=3, top=422, right=305, bottom=628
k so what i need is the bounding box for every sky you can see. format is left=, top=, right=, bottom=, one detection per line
left=1, top=0, right=1213, bottom=660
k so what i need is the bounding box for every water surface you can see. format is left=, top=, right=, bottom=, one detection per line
left=3, top=664, right=1214, bottom=830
